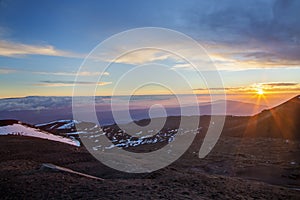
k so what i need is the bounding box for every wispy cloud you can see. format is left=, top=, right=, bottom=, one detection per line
left=260, top=82, right=298, bottom=87
left=0, top=67, right=109, bottom=77
left=207, top=47, right=300, bottom=70
left=34, top=80, right=112, bottom=87
left=34, top=71, right=109, bottom=77
left=0, top=40, right=84, bottom=58
left=96, top=48, right=172, bottom=65
left=96, top=38, right=300, bottom=71
left=171, top=63, right=193, bottom=69
left=194, top=87, right=234, bottom=91
left=0, top=68, right=17, bottom=74
left=255, top=82, right=300, bottom=92
left=194, top=82, right=300, bottom=94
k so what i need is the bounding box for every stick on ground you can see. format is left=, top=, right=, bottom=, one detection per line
left=41, top=163, right=105, bottom=181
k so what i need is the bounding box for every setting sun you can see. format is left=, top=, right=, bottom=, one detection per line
left=257, top=88, right=264, bottom=95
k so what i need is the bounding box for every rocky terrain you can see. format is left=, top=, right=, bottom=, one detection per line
left=0, top=95, right=299, bottom=199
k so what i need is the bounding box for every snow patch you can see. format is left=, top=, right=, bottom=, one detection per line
left=36, top=120, right=79, bottom=129
left=0, top=124, right=80, bottom=146
left=57, top=122, right=74, bottom=130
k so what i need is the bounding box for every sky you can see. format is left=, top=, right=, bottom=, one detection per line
left=0, top=0, right=299, bottom=105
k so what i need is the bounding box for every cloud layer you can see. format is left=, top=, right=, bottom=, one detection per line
left=0, top=68, right=16, bottom=74
left=194, top=82, right=300, bottom=94
left=184, top=0, right=300, bottom=69
left=34, top=80, right=112, bottom=87
left=0, top=40, right=83, bottom=58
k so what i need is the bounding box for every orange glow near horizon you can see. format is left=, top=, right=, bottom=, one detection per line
left=0, top=87, right=298, bottom=109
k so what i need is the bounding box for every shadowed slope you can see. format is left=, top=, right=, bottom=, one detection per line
left=222, top=95, right=300, bottom=139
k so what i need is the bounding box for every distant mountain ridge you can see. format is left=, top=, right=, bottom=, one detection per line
left=0, top=97, right=267, bottom=125
left=34, top=95, right=300, bottom=147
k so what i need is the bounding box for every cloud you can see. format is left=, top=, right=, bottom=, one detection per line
left=95, top=36, right=300, bottom=71
left=0, top=66, right=109, bottom=77
left=0, top=40, right=84, bottom=58
left=171, top=63, right=193, bottom=69
left=34, top=80, right=112, bottom=87
left=260, top=82, right=298, bottom=87
left=0, top=68, right=17, bottom=74
left=96, top=48, right=173, bottom=65
left=188, top=0, right=300, bottom=45
left=194, top=86, right=252, bottom=94
left=34, top=71, right=109, bottom=77
left=180, top=0, right=300, bottom=69
left=203, top=43, right=300, bottom=70
left=253, top=82, right=300, bottom=92
left=194, top=82, right=300, bottom=94
left=194, top=87, right=232, bottom=91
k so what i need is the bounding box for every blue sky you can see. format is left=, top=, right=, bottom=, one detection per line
left=0, top=0, right=299, bottom=99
